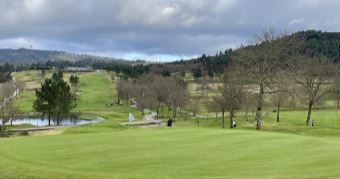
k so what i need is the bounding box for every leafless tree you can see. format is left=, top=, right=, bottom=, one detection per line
left=190, top=77, right=210, bottom=117
left=293, top=55, right=335, bottom=126
left=15, top=80, right=25, bottom=98
left=168, top=77, right=188, bottom=118
left=235, top=27, right=285, bottom=129
left=271, top=72, right=291, bottom=122
left=116, top=79, right=134, bottom=105
left=214, top=66, right=245, bottom=128
left=333, top=69, right=340, bottom=109
left=242, top=92, right=257, bottom=121
left=149, top=75, right=172, bottom=118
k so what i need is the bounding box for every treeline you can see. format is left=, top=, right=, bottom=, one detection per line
left=13, top=59, right=148, bottom=78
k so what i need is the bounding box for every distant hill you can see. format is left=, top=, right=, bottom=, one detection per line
left=0, top=48, right=123, bottom=63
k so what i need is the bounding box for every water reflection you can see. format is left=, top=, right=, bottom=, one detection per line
left=1, top=115, right=104, bottom=127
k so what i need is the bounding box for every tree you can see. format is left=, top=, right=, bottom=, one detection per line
left=214, top=67, right=245, bottom=128
left=149, top=76, right=172, bottom=118
left=33, top=79, right=56, bottom=126
left=242, top=92, right=257, bottom=121
left=293, top=55, right=335, bottom=126
left=116, top=79, right=134, bottom=105
left=0, top=81, right=17, bottom=132
left=34, top=71, right=76, bottom=126
left=236, top=28, right=285, bottom=129
left=168, top=77, right=188, bottom=118
left=191, top=68, right=202, bottom=79
left=334, top=71, right=340, bottom=109
left=70, top=75, right=80, bottom=86
left=271, top=73, right=290, bottom=122
left=54, top=79, right=76, bottom=125
left=15, top=80, right=25, bottom=97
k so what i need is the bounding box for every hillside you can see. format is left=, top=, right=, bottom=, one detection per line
left=143, top=30, right=340, bottom=77
left=0, top=48, right=122, bottom=63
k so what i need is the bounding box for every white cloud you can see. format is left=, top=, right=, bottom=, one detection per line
left=289, top=18, right=304, bottom=25
left=0, top=37, right=42, bottom=49
left=0, top=0, right=340, bottom=60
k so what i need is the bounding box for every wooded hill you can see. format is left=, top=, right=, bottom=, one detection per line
left=1, top=30, right=339, bottom=78
left=145, top=30, right=340, bottom=78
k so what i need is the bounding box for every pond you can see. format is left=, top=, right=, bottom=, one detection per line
left=2, top=115, right=104, bottom=127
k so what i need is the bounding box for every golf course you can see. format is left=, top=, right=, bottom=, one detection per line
left=1, top=70, right=340, bottom=179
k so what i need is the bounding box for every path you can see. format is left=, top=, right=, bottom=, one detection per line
left=120, top=109, right=162, bottom=126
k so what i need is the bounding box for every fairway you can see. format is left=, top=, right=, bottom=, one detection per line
left=0, top=128, right=340, bottom=179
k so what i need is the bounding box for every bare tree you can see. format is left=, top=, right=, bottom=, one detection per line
left=271, top=74, right=290, bottom=123
left=190, top=77, right=210, bottom=117
left=236, top=27, right=285, bottom=129
left=242, top=92, right=257, bottom=121
left=206, top=100, right=220, bottom=122
left=334, top=71, right=340, bottom=109
left=0, top=81, right=17, bottom=131
left=16, top=80, right=25, bottom=98
left=293, top=55, right=335, bottom=126
left=214, top=67, right=245, bottom=128
left=168, top=77, right=188, bottom=119
left=149, top=75, right=172, bottom=118
left=116, top=79, right=134, bottom=105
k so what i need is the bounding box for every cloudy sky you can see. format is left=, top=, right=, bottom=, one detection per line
left=0, top=0, right=340, bottom=61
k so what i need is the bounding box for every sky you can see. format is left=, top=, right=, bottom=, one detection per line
left=0, top=0, right=340, bottom=61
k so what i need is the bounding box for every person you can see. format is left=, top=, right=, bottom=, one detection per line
left=128, top=112, right=134, bottom=122
left=312, top=118, right=315, bottom=127
left=233, top=119, right=237, bottom=128
left=167, top=118, right=173, bottom=127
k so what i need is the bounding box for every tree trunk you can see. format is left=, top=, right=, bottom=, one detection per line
left=245, top=108, right=248, bottom=121
left=306, top=102, right=313, bottom=126
left=276, top=105, right=280, bottom=123
left=48, top=110, right=51, bottom=126
left=338, top=98, right=339, bottom=109
left=173, top=106, right=176, bottom=118
left=57, top=112, right=60, bottom=126
left=256, top=84, right=264, bottom=130
left=229, top=110, right=234, bottom=128
left=215, top=112, right=218, bottom=122
left=117, top=97, right=120, bottom=105
left=222, top=111, right=225, bottom=128
left=156, top=103, right=160, bottom=118
left=161, top=105, right=164, bottom=119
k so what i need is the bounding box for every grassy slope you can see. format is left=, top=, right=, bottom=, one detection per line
left=13, top=70, right=141, bottom=132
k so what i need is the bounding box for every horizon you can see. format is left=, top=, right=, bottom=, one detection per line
left=1, top=0, right=340, bottom=61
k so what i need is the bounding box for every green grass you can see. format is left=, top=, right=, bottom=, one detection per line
left=1, top=128, right=340, bottom=178
left=14, top=91, right=36, bottom=112
left=14, top=70, right=141, bottom=121
left=5, top=70, right=340, bottom=178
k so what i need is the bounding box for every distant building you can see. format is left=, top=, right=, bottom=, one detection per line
left=65, top=66, right=93, bottom=72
